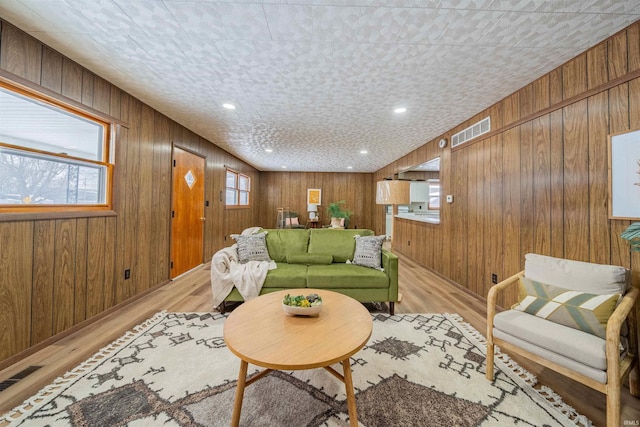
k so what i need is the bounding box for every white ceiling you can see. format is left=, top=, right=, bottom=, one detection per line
left=1, top=1, right=639, bottom=173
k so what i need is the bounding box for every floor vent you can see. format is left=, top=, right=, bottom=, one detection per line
left=451, top=116, right=490, bottom=148
left=0, top=365, right=42, bottom=392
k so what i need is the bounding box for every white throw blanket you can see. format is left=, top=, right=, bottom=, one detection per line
left=210, top=229, right=277, bottom=308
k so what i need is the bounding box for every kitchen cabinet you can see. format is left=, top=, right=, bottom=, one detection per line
left=409, top=181, right=428, bottom=202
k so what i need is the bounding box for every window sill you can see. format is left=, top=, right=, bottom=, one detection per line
left=0, top=209, right=117, bottom=222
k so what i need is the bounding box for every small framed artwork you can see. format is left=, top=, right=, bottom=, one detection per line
left=307, top=188, right=322, bottom=205
left=609, top=129, right=640, bottom=219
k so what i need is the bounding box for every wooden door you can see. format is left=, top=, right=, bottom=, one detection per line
left=171, top=146, right=205, bottom=278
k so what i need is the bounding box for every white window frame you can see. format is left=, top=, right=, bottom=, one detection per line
left=225, top=168, right=250, bottom=208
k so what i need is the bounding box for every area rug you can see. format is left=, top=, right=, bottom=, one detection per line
left=1, top=312, right=591, bottom=427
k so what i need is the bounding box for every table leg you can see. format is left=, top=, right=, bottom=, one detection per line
left=342, top=358, right=358, bottom=427
left=231, top=360, right=248, bottom=427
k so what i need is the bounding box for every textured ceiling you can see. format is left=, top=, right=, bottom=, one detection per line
left=1, top=1, right=639, bottom=172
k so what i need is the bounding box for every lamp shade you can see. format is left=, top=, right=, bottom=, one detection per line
left=376, top=180, right=410, bottom=205
left=307, top=203, right=317, bottom=212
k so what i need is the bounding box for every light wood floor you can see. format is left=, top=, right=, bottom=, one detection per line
left=1, top=253, right=638, bottom=426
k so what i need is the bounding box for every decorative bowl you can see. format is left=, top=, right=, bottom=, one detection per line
left=282, top=302, right=323, bottom=317
left=282, top=293, right=323, bottom=316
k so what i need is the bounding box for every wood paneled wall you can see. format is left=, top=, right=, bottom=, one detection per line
left=258, top=172, right=375, bottom=230
left=375, top=20, right=640, bottom=308
left=0, top=21, right=260, bottom=365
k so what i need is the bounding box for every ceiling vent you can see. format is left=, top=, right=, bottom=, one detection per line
left=451, top=117, right=490, bottom=148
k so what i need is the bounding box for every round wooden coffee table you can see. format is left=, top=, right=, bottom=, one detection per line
left=223, top=289, right=373, bottom=427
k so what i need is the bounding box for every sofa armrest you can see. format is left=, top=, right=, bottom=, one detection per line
left=382, top=249, right=399, bottom=302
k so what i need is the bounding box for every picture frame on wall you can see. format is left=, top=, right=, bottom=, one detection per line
left=609, top=129, right=640, bottom=219
left=307, top=188, right=322, bottom=205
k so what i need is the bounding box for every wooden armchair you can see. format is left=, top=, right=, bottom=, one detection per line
left=486, top=254, right=639, bottom=427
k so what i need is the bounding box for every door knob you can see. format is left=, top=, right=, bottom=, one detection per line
left=200, top=217, right=206, bottom=222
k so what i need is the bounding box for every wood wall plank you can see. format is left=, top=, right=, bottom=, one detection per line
left=609, top=30, right=628, bottom=80
left=520, top=122, right=534, bottom=260
left=0, top=221, right=33, bottom=361
left=61, top=58, right=82, bottom=102
left=562, top=100, right=590, bottom=262
left=0, top=23, right=41, bottom=83
left=74, top=218, right=88, bottom=323
left=587, top=92, right=610, bottom=265
left=53, top=219, right=76, bottom=334
left=532, top=115, right=551, bottom=256
left=40, top=47, right=62, bottom=93
left=549, top=110, right=565, bottom=258
left=31, top=221, right=54, bottom=345
left=86, top=218, right=106, bottom=318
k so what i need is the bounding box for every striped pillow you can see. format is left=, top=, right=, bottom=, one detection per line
left=513, top=276, right=620, bottom=339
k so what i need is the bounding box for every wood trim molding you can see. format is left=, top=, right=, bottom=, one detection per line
left=451, top=67, right=640, bottom=153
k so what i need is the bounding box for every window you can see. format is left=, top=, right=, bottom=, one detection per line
left=226, top=168, right=250, bottom=207
left=0, top=80, right=112, bottom=212
left=428, top=180, right=440, bottom=210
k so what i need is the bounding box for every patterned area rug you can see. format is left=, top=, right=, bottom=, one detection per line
left=1, top=312, right=590, bottom=427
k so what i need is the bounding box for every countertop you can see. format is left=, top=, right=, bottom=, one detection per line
left=395, top=213, right=440, bottom=224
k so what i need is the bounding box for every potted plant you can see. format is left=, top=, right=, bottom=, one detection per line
left=621, top=223, right=640, bottom=251
left=326, top=200, right=352, bottom=228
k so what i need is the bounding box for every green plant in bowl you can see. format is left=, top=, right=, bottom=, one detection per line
left=282, top=293, right=323, bottom=316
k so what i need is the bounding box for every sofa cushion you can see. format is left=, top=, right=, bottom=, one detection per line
left=493, top=310, right=607, bottom=371
left=307, top=264, right=388, bottom=289
left=513, top=276, right=620, bottom=339
left=231, top=232, right=271, bottom=264
left=286, top=253, right=333, bottom=265
left=263, top=263, right=308, bottom=288
left=524, top=253, right=629, bottom=295
left=263, top=229, right=310, bottom=262
left=308, top=229, right=374, bottom=262
left=351, top=235, right=386, bottom=270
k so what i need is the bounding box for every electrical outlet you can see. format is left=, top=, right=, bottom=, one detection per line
left=407, top=240, right=411, bottom=246
left=491, top=273, right=498, bottom=284
left=124, top=269, right=131, bottom=280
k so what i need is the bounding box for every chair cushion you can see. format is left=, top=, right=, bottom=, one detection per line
left=230, top=232, right=271, bottom=264
left=306, top=264, right=388, bottom=289
left=513, top=276, right=620, bottom=339
left=524, top=253, right=629, bottom=294
left=493, top=310, right=607, bottom=371
left=493, top=329, right=608, bottom=384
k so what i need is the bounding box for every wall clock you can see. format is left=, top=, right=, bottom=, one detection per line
left=439, top=138, right=447, bottom=148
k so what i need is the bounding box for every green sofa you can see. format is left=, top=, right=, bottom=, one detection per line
left=218, top=228, right=399, bottom=314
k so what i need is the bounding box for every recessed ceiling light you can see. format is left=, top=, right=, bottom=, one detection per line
left=347, top=166, right=353, bottom=169
left=394, top=107, right=407, bottom=113
left=222, top=103, right=236, bottom=110
left=360, top=150, right=368, bottom=154
left=265, top=148, right=273, bottom=153
left=281, top=165, right=287, bottom=169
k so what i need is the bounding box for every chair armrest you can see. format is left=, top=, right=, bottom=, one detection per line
left=606, top=287, right=639, bottom=377
left=381, top=249, right=399, bottom=302
left=486, top=271, right=523, bottom=342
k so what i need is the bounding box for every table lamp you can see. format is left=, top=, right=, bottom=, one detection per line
left=307, top=203, right=318, bottom=220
